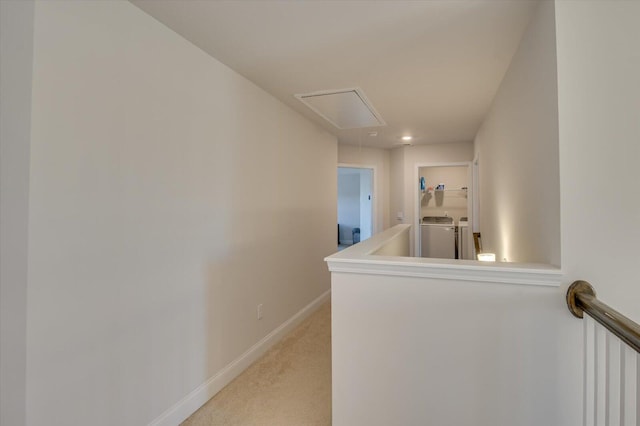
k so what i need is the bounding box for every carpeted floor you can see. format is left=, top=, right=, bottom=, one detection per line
left=182, top=301, right=332, bottom=425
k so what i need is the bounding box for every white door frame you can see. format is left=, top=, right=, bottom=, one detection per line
left=414, top=161, right=473, bottom=257
left=338, top=163, right=377, bottom=238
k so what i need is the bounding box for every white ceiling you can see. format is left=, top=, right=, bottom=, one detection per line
left=132, top=0, right=538, bottom=149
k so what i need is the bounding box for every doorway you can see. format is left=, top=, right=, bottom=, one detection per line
left=337, top=166, right=374, bottom=249
left=415, top=162, right=473, bottom=258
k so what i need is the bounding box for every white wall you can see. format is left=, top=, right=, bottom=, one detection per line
left=389, top=146, right=405, bottom=225
left=0, top=1, right=34, bottom=425
left=24, top=1, right=336, bottom=425
left=555, top=0, right=640, bottom=323
left=338, top=145, right=390, bottom=233
left=331, top=269, right=571, bottom=426
left=419, top=165, right=468, bottom=223
left=369, top=226, right=410, bottom=257
left=337, top=173, right=360, bottom=244
left=473, top=1, right=560, bottom=265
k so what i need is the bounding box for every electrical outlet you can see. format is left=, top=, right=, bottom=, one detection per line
left=257, top=304, right=263, bottom=320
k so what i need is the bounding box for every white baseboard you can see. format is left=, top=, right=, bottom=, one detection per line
left=148, top=288, right=331, bottom=426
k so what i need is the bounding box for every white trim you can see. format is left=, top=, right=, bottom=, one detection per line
left=472, top=154, right=480, bottom=233
left=148, top=289, right=331, bottom=426
left=327, top=259, right=561, bottom=287
left=326, top=225, right=561, bottom=288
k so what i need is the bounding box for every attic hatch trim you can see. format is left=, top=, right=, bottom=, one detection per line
left=294, top=87, right=386, bottom=130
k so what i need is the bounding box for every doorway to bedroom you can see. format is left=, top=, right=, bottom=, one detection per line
left=337, top=166, right=374, bottom=250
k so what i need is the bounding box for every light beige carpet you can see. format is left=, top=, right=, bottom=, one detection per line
left=182, top=301, right=332, bottom=426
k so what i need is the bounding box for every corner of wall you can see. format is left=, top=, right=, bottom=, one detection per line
left=0, top=1, right=35, bottom=425
left=473, top=0, right=560, bottom=265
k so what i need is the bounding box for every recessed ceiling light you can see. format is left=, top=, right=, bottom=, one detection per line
left=402, top=136, right=413, bottom=141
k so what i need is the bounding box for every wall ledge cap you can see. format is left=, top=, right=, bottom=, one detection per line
left=325, top=225, right=561, bottom=287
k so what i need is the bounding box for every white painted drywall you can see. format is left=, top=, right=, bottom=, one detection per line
left=369, top=227, right=410, bottom=257
left=389, top=146, right=405, bottom=225
left=338, top=145, right=390, bottom=232
left=337, top=173, right=360, bottom=244
left=0, top=1, right=34, bottom=425
left=473, top=0, right=560, bottom=265
left=331, top=270, right=574, bottom=426
left=25, top=1, right=336, bottom=425
left=556, top=0, right=640, bottom=323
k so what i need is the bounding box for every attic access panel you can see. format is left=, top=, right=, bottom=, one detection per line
left=295, top=88, right=386, bottom=129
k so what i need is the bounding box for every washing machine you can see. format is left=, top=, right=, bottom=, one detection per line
left=420, top=216, right=456, bottom=259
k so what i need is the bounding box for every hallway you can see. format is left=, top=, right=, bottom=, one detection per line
left=182, top=302, right=332, bottom=425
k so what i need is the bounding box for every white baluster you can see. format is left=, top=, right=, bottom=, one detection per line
left=585, top=316, right=596, bottom=426
left=621, top=346, right=637, bottom=426
left=596, top=323, right=608, bottom=426
left=607, top=334, right=622, bottom=426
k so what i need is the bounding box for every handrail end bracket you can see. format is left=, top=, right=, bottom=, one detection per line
left=566, top=280, right=596, bottom=318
